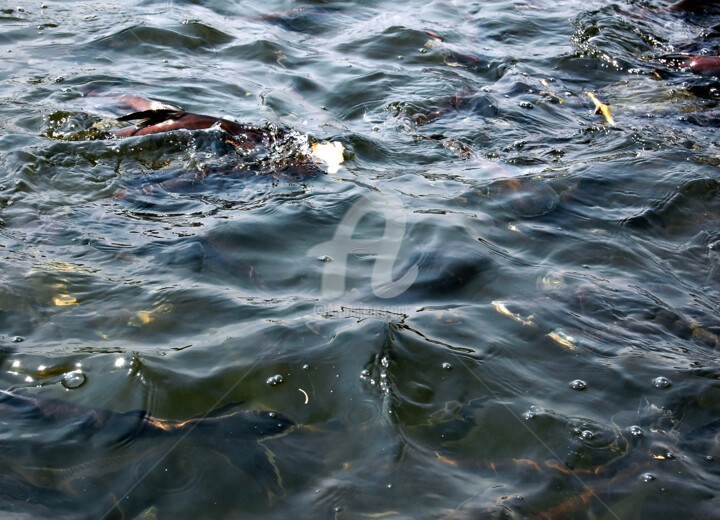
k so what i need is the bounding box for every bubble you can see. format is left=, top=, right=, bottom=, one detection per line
left=570, top=379, right=587, bottom=390
left=62, top=370, right=86, bottom=389
left=302, top=364, right=310, bottom=371
left=629, top=425, right=645, bottom=437
left=566, top=418, right=618, bottom=448
left=266, top=374, right=283, bottom=386
left=11, top=336, right=24, bottom=343
left=653, top=377, right=672, bottom=389
left=441, top=362, right=452, bottom=370
left=641, top=473, right=656, bottom=482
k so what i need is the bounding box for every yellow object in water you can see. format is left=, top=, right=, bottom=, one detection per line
left=53, top=294, right=77, bottom=306
left=311, top=141, right=345, bottom=174
left=547, top=329, right=576, bottom=351
left=586, top=92, right=615, bottom=126
left=492, top=300, right=535, bottom=327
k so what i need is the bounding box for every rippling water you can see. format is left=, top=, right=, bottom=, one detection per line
left=2, top=0, right=720, bottom=518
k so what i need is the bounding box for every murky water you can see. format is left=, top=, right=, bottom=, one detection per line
left=2, top=0, right=720, bottom=518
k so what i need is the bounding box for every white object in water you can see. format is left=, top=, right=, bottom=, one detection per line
left=311, top=141, right=345, bottom=174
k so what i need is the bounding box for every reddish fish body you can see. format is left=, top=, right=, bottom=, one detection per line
left=669, top=0, right=720, bottom=12
left=682, top=55, right=720, bottom=75
left=109, top=94, right=281, bottom=144
left=112, top=109, right=277, bottom=145
left=658, top=54, right=720, bottom=76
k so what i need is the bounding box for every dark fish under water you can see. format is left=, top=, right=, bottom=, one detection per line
left=669, top=0, right=720, bottom=13
left=0, top=389, right=295, bottom=519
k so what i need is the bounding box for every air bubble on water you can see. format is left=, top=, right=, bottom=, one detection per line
left=441, top=362, right=452, bottom=370
left=266, top=374, right=283, bottom=386
left=570, top=379, right=587, bottom=390
left=653, top=377, right=671, bottom=389
left=641, top=473, right=656, bottom=482
left=318, top=255, right=332, bottom=262
left=523, top=411, right=535, bottom=420
left=11, top=336, right=24, bottom=343
left=62, top=370, right=86, bottom=389
left=302, top=364, right=310, bottom=371
left=580, top=430, right=594, bottom=440
left=629, top=425, right=645, bottom=437
left=268, top=412, right=276, bottom=418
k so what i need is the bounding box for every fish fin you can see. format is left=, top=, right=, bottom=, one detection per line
left=425, top=30, right=445, bottom=42
left=116, top=109, right=187, bottom=128
left=118, top=94, right=182, bottom=112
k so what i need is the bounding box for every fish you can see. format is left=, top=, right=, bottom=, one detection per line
left=658, top=54, right=720, bottom=76
left=111, top=96, right=280, bottom=145
left=107, top=94, right=345, bottom=174
left=257, top=6, right=346, bottom=34
left=669, top=0, right=720, bottom=13
left=0, top=389, right=295, bottom=518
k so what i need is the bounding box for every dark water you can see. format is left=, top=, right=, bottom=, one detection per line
left=2, top=0, right=720, bottom=518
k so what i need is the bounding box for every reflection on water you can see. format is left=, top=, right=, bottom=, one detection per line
left=2, top=0, right=720, bottom=518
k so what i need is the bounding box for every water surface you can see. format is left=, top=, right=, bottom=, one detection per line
left=1, top=1, right=720, bottom=518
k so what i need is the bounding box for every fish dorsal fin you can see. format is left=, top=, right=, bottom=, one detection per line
left=116, top=109, right=187, bottom=128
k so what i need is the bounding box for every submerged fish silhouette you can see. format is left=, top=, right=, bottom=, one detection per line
left=0, top=389, right=295, bottom=518
left=669, top=0, right=720, bottom=12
